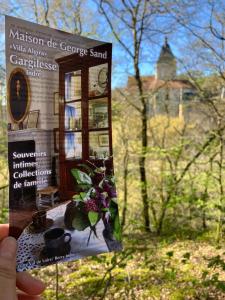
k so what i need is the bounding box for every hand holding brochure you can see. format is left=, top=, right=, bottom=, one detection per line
left=5, top=16, right=122, bottom=272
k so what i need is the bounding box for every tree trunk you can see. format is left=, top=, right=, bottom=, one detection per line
left=202, top=210, right=207, bottom=230
left=139, top=107, right=150, bottom=232
left=156, top=194, right=172, bottom=235
left=156, top=207, right=166, bottom=235
left=121, top=149, right=129, bottom=228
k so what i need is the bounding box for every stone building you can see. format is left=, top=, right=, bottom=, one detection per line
left=127, top=38, right=198, bottom=118
left=126, top=37, right=225, bottom=134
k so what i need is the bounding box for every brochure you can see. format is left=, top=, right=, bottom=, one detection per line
left=5, top=16, right=122, bottom=272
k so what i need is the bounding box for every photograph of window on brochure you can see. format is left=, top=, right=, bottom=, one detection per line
left=65, top=70, right=81, bottom=102
left=65, top=102, right=82, bottom=131
left=65, top=132, right=82, bottom=159
left=89, top=130, right=109, bottom=160
left=89, top=64, right=108, bottom=98
left=89, top=98, right=108, bottom=129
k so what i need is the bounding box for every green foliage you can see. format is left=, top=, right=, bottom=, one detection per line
left=70, top=164, right=121, bottom=242
left=36, top=233, right=225, bottom=299
left=71, top=168, right=92, bottom=190
left=207, top=255, right=225, bottom=271
left=0, top=207, right=8, bottom=224
left=166, top=251, right=174, bottom=258
left=201, top=254, right=225, bottom=292
left=113, top=215, right=122, bottom=241
left=72, top=208, right=90, bottom=231
left=181, top=252, right=191, bottom=264
left=88, top=211, right=99, bottom=226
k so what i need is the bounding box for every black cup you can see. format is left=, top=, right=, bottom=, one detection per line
left=32, top=210, right=46, bottom=230
left=44, top=228, right=71, bottom=256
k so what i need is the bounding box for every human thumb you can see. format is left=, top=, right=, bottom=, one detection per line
left=0, top=236, right=17, bottom=300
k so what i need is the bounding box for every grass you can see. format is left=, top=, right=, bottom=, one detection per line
left=34, top=228, right=225, bottom=300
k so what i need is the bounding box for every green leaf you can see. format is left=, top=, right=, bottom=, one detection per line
left=109, top=202, right=118, bottom=219
left=202, top=270, right=209, bottom=279
left=80, top=192, right=87, bottom=199
left=73, top=190, right=92, bottom=202
left=110, top=176, right=115, bottom=184
left=183, top=252, right=191, bottom=260
left=111, top=255, right=117, bottom=265
left=88, top=211, right=99, bottom=226
left=102, top=208, right=109, bottom=212
left=71, top=169, right=92, bottom=185
left=217, top=281, right=225, bottom=292
left=73, top=194, right=83, bottom=202
left=98, top=179, right=104, bottom=189
left=79, top=184, right=92, bottom=191
left=72, top=211, right=90, bottom=231
left=113, top=215, right=122, bottom=241
left=166, top=251, right=174, bottom=258
left=149, top=264, right=156, bottom=271
left=86, top=188, right=96, bottom=199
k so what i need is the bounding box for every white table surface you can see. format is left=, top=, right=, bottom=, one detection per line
left=16, top=203, right=109, bottom=272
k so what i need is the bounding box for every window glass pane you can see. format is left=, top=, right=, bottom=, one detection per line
left=65, top=132, right=82, bottom=159
left=89, top=98, right=108, bottom=129
left=65, top=70, right=81, bottom=101
left=65, top=102, right=82, bottom=130
left=89, top=131, right=109, bottom=159
left=89, top=64, right=108, bottom=97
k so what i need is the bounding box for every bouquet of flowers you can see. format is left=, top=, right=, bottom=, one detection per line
left=64, top=162, right=121, bottom=245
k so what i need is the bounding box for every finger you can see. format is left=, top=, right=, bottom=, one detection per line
left=0, top=236, right=17, bottom=300
left=17, top=272, right=46, bottom=295
left=17, top=292, right=42, bottom=300
left=0, top=224, right=9, bottom=240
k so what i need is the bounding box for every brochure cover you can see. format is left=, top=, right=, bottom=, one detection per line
left=6, top=16, right=122, bottom=272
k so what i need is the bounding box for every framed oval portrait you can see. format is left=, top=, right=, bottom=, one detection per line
left=8, top=68, right=30, bottom=123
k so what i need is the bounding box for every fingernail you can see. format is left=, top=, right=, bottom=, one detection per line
left=0, top=237, right=17, bottom=259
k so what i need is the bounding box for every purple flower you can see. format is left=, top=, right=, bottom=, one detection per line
left=84, top=198, right=99, bottom=212
left=102, top=180, right=117, bottom=198
left=108, top=187, right=117, bottom=198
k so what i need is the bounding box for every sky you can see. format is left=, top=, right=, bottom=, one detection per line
left=0, top=0, right=224, bottom=88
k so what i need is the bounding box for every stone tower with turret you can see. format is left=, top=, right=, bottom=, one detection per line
left=127, top=37, right=197, bottom=119
left=156, top=38, right=176, bottom=81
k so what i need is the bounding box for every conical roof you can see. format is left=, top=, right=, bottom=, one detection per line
left=158, top=37, right=175, bottom=62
